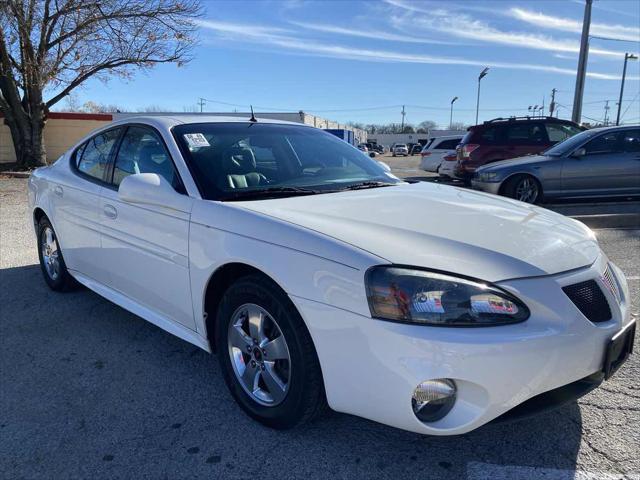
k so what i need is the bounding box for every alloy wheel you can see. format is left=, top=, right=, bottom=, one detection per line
left=227, top=303, right=291, bottom=406
left=515, top=177, right=539, bottom=203
left=41, top=226, right=60, bottom=281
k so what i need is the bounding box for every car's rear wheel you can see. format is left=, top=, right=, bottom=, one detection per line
left=37, top=216, right=77, bottom=291
left=216, top=274, right=326, bottom=429
left=503, top=174, right=542, bottom=204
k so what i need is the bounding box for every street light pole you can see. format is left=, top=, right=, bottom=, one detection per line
left=450, top=96, right=458, bottom=129
left=616, top=53, right=638, bottom=125
left=571, top=0, right=593, bottom=124
left=475, top=67, right=489, bottom=125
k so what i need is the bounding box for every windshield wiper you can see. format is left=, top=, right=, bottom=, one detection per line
left=222, top=186, right=323, bottom=201
left=335, top=181, right=397, bottom=191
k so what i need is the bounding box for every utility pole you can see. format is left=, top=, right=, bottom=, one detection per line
left=400, top=105, right=406, bottom=132
left=572, top=0, right=593, bottom=124
left=550, top=88, right=557, bottom=117
left=198, top=97, right=206, bottom=113
left=449, top=96, right=458, bottom=129
left=616, top=53, right=638, bottom=125
left=603, top=100, right=610, bottom=126
left=476, top=67, right=489, bottom=125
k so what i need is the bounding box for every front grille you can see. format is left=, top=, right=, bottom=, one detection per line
left=562, top=280, right=612, bottom=323
left=601, top=264, right=622, bottom=304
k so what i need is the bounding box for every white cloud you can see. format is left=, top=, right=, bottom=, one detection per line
left=197, top=19, right=635, bottom=81
left=385, top=1, right=628, bottom=58
left=510, top=7, right=640, bottom=43
left=289, top=21, right=462, bottom=45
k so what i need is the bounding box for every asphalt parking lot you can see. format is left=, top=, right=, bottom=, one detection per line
left=1, top=177, right=639, bottom=480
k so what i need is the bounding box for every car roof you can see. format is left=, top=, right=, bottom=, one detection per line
left=108, top=114, right=311, bottom=131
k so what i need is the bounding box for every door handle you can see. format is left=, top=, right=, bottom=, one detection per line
left=53, top=186, right=63, bottom=197
left=103, top=204, right=118, bottom=220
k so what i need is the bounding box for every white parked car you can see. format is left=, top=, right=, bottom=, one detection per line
left=392, top=144, right=409, bottom=156
left=420, top=135, right=463, bottom=172
left=28, top=116, right=634, bottom=435
left=437, top=153, right=463, bottom=180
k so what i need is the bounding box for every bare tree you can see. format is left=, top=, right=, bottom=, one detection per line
left=0, top=0, right=201, bottom=168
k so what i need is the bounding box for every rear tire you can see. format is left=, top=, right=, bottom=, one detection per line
left=215, top=274, right=326, bottom=429
left=36, top=216, right=78, bottom=291
left=503, top=174, right=543, bottom=204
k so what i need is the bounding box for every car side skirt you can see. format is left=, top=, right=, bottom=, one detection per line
left=70, top=269, right=211, bottom=352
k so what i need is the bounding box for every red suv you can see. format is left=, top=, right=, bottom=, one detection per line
left=455, top=117, right=584, bottom=180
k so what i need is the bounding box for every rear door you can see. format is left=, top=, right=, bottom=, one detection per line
left=52, top=127, right=122, bottom=283
left=99, top=125, right=195, bottom=329
left=504, top=122, right=548, bottom=158
left=561, top=130, right=639, bottom=195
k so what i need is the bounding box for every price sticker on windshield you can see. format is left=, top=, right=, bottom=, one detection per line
left=183, top=133, right=210, bottom=148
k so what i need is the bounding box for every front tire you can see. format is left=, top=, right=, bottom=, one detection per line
left=503, top=174, right=542, bottom=204
left=36, top=216, right=77, bottom=291
left=215, top=274, right=326, bottom=429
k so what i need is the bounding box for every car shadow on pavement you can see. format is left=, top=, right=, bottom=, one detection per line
left=0, top=264, right=584, bottom=479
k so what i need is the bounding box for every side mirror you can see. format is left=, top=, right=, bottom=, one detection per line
left=118, top=173, right=191, bottom=212
left=369, top=151, right=377, bottom=158
left=377, top=161, right=391, bottom=172
left=571, top=147, right=586, bottom=158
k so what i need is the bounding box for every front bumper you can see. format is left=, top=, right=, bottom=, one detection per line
left=471, top=178, right=502, bottom=195
left=291, top=254, right=632, bottom=435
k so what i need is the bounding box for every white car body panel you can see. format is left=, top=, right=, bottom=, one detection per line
left=27, top=115, right=632, bottom=436
left=235, top=182, right=600, bottom=282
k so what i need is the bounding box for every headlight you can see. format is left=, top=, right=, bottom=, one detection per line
left=478, top=172, right=499, bottom=182
left=365, top=266, right=529, bottom=326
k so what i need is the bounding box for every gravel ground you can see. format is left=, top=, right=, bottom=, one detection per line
left=1, top=177, right=638, bottom=480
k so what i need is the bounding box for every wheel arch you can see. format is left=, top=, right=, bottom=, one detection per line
left=203, top=262, right=291, bottom=353
left=498, top=171, right=543, bottom=196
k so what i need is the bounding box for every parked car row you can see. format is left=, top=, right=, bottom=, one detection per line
left=417, top=116, right=639, bottom=203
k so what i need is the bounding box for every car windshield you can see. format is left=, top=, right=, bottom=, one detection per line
left=543, top=129, right=598, bottom=156
left=173, top=122, right=402, bottom=201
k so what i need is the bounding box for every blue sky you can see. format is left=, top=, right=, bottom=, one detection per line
left=68, top=0, right=640, bottom=127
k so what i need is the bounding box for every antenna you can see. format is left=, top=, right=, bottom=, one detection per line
left=249, top=105, right=257, bottom=122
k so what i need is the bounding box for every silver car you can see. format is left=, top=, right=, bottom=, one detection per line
left=471, top=125, right=640, bottom=203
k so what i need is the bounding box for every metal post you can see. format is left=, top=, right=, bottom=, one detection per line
left=476, top=68, right=489, bottom=125
left=616, top=53, right=637, bottom=125
left=400, top=105, right=406, bottom=132
left=450, top=96, right=458, bottom=129
left=572, top=0, right=593, bottom=124
left=550, top=88, right=557, bottom=117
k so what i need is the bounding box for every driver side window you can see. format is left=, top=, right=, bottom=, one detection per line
left=584, top=132, right=622, bottom=155
left=112, top=126, right=182, bottom=191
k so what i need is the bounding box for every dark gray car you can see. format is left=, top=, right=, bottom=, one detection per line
left=471, top=125, right=640, bottom=203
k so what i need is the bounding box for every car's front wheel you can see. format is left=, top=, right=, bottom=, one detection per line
left=216, top=274, right=326, bottom=429
left=36, top=216, right=77, bottom=291
left=503, top=174, right=542, bottom=204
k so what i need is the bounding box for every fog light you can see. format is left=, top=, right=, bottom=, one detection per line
left=411, top=379, right=456, bottom=423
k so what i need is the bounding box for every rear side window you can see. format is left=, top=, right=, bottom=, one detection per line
left=476, top=126, right=505, bottom=144
left=546, top=123, right=582, bottom=143
left=505, top=123, right=547, bottom=144
left=434, top=139, right=461, bottom=150
left=112, top=126, right=181, bottom=190
left=76, top=128, right=122, bottom=181
left=621, top=129, right=640, bottom=153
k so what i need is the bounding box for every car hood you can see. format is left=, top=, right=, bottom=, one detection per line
left=479, top=155, right=553, bottom=171
left=234, top=182, right=599, bottom=282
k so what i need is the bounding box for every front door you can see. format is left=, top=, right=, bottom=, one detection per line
left=99, top=125, right=195, bottom=330
left=562, top=129, right=640, bottom=196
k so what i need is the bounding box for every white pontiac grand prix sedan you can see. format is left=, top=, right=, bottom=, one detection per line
left=28, top=116, right=635, bottom=435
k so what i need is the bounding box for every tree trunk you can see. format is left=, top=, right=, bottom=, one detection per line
left=3, top=108, right=47, bottom=169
